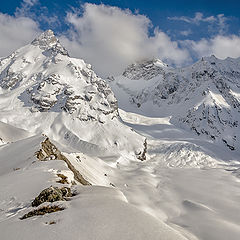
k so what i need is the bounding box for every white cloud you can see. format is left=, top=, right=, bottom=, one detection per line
left=169, top=12, right=229, bottom=35
left=15, top=0, right=39, bottom=17
left=183, top=35, right=240, bottom=59
left=22, top=0, right=38, bottom=6
left=60, top=3, right=190, bottom=76
left=179, top=29, right=192, bottom=36
left=150, top=29, right=190, bottom=66
left=0, top=13, right=40, bottom=57
left=168, top=12, right=216, bottom=24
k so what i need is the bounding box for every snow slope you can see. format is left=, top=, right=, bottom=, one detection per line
left=107, top=57, right=240, bottom=239
left=111, top=109, right=240, bottom=240
left=0, top=121, right=32, bottom=145
left=0, top=133, right=188, bottom=240
left=1, top=110, right=240, bottom=240
left=0, top=31, right=188, bottom=240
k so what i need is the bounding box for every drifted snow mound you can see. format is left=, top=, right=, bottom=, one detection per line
left=110, top=56, right=240, bottom=151
left=0, top=30, right=145, bottom=159
left=152, top=142, right=218, bottom=168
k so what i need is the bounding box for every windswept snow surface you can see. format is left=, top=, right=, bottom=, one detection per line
left=0, top=133, right=188, bottom=240
left=112, top=109, right=240, bottom=240
left=0, top=31, right=188, bottom=240
left=1, top=111, right=239, bottom=240
left=0, top=121, right=33, bottom=145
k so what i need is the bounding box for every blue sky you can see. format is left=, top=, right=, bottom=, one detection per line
left=2, top=0, right=239, bottom=37
left=0, top=0, right=240, bottom=76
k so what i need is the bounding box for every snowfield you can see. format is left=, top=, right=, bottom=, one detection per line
left=114, top=109, right=240, bottom=240
left=0, top=30, right=240, bottom=240
left=0, top=127, right=188, bottom=240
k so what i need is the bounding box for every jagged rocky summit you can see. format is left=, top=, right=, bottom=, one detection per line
left=0, top=30, right=145, bottom=160
left=0, top=30, right=117, bottom=119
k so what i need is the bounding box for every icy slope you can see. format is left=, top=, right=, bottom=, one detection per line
left=0, top=30, right=145, bottom=160
left=110, top=56, right=240, bottom=151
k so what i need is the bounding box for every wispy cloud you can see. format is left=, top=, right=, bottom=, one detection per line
left=179, top=29, right=192, bottom=37
left=15, top=0, right=39, bottom=17
left=217, top=14, right=228, bottom=34
left=168, top=12, right=216, bottom=24
left=169, top=12, right=229, bottom=35
left=15, top=0, right=60, bottom=30
left=22, top=0, right=38, bottom=6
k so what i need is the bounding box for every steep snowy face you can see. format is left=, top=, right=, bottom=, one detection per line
left=0, top=30, right=118, bottom=121
left=110, top=56, right=240, bottom=151
left=0, top=30, right=145, bottom=158
left=174, top=56, right=240, bottom=150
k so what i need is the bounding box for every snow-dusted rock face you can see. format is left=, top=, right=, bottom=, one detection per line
left=0, top=30, right=118, bottom=121
left=31, top=29, right=69, bottom=56
left=0, top=30, right=144, bottom=158
left=123, top=59, right=168, bottom=80
left=110, top=56, right=240, bottom=151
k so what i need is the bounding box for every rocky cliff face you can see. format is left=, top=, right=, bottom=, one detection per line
left=123, top=59, right=168, bottom=80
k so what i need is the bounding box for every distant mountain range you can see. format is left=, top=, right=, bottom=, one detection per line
left=110, top=56, right=240, bottom=151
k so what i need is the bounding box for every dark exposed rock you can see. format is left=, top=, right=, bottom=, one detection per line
left=137, top=138, right=147, bottom=161
left=123, top=59, right=167, bottom=80
left=36, top=138, right=91, bottom=185
left=20, top=205, right=64, bottom=220
left=57, top=173, right=69, bottom=184
left=222, top=139, right=235, bottom=151
left=32, top=186, right=72, bottom=207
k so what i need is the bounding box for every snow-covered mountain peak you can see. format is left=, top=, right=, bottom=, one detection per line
left=0, top=31, right=146, bottom=159
left=31, top=29, right=68, bottom=56
left=203, top=54, right=217, bottom=62
left=189, top=54, right=240, bottom=74
left=123, top=58, right=168, bottom=80
left=0, top=31, right=118, bottom=120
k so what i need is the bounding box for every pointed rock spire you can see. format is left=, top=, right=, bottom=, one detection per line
left=31, top=30, right=69, bottom=56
